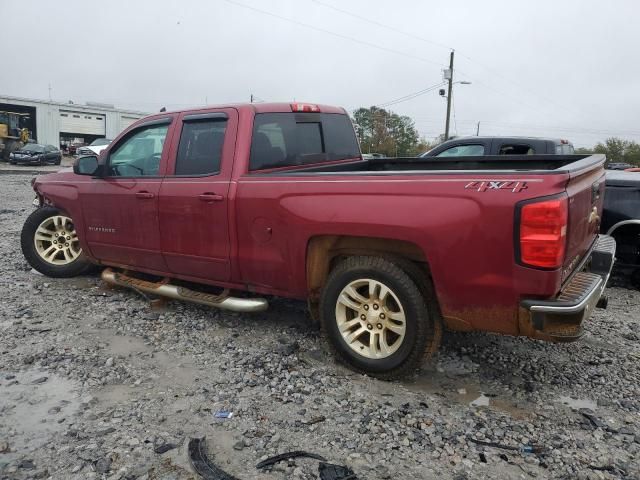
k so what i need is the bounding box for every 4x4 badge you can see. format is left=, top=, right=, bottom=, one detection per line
left=465, top=181, right=528, bottom=193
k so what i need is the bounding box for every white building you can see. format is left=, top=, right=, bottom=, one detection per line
left=0, top=94, right=148, bottom=147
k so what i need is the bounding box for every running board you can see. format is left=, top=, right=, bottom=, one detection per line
left=101, top=268, right=268, bottom=313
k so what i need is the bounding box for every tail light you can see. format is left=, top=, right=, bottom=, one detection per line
left=290, top=103, right=320, bottom=113
left=518, top=195, right=568, bottom=269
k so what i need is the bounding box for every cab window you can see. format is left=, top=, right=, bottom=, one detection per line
left=174, top=118, right=227, bottom=176
left=498, top=144, right=535, bottom=155
left=436, top=144, right=485, bottom=157
left=555, top=144, right=574, bottom=154
left=108, top=123, right=169, bottom=177
left=249, top=113, right=360, bottom=171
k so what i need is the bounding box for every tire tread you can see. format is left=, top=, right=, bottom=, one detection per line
left=20, top=207, right=93, bottom=278
left=320, top=256, right=440, bottom=380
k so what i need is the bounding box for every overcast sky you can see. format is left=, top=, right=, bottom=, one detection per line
left=4, top=0, right=639, bottom=147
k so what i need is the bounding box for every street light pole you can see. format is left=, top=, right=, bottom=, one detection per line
left=444, top=50, right=454, bottom=141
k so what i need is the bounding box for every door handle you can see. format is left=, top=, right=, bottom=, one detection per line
left=198, top=193, right=224, bottom=202
left=135, top=191, right=155, bottom=199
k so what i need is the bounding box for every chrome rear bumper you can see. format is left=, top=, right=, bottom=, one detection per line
left=520, top=235, right=616, bottom=341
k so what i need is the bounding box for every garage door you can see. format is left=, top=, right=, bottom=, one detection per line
left=59, top=110, right=106, bottom=135
left=120, top=116, right=140, bottom=132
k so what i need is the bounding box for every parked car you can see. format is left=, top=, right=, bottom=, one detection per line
left=9, top=143, right=61, bottom=165
left=606, top=162, right=634, bottom=170
left=67, top=143, right=85, bottom=156
left=601, top=170, right=640, bottom=286
left=76, top=138, right=112, bottom=157
left=421, top=136, right=574, bottom=157
left=21, top=102, right=614, bottom=378
left=362, top=153, right=386, bottom=159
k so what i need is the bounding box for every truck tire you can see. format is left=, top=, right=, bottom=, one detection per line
left=320, top=256, right=440, bottom=379
left=21, top=207, right=93, bottom=278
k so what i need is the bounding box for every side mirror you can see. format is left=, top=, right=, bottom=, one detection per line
left=73, top=155, right=99, bottom=176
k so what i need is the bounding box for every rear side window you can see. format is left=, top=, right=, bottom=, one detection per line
left=174, top=118, right=227, bottom=176
left=250, top=113, right=360, bottom=171
left=555, top=144, right=574, bottom=154
left=499, top=144, right=535, bottom=155
left=436, top=144, right=485, bottom=157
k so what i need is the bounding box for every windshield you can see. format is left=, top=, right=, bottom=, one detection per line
left=90, top=138, right=112, bottom=146
left=20, top=144, right=45, bottom=153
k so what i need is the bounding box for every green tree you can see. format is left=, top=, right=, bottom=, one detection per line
left=593, top=137, right=640, bottom=166
left=575, top=147, right=593, bottom=155
left=352, top=107, right=425, bottom=156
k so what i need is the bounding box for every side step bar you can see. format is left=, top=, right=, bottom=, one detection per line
left=101, top=268, right=268, bottom=313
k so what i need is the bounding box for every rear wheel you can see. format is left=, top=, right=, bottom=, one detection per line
left=21, top=207, right=93, bottom=277
left=320, top=256, right=440, bottom=379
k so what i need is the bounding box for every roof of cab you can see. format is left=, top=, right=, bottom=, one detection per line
left=145, top=102, right=347, bottom=118
left=444, top=136, right=571, bottom=144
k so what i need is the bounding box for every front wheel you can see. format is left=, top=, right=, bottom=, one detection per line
left=320, top=256, right=440, bottom=379
left=21, top=207, right=93, bottom=277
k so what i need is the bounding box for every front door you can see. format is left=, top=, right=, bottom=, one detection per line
left=158, top=109, right=236, bottom=282
left=79, top=118, right=174, bottom=272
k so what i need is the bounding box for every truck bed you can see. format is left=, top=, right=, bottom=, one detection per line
left=270, top=154, right=594, bottom=175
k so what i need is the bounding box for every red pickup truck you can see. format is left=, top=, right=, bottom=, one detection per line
left=21, top=102, right=615, bottom=378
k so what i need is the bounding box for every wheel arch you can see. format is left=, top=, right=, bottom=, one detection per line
left=306, top=235, right=434, bottom=303
left=606, top=219, right=640, bottom=236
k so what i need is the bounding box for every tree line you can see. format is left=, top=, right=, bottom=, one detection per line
left=352, top=107, right=432, bottom=157
left=576, top=138, right=640, bottom=166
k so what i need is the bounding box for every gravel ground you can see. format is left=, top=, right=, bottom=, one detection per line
left=1, top=172, right=639, bottom=480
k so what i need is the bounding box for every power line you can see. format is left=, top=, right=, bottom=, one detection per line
left=377, top=82, right=446, bottom=108
left=225, top=0, right=560, bottom=119
left=412, top=118, right=640, bottom=139
left=310, top=0, right=453, bottom=51
left=454, top=52, right=582, bottom=117
left=310, top=0, right=578, bottom=117
left=223, top=0, right=445, bottom=67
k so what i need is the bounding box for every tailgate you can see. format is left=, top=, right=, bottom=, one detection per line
left=562, top=160, right=606, bottom=282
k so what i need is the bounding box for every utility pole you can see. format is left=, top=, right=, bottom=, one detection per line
left=444, top=50, right=454, bottom=141
left=250, top=94, right=254, bottom=103
left=476, top=121, right=480, bottom=136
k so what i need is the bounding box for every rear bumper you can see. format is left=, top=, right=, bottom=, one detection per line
left=519, top=235, right=616, bottom=341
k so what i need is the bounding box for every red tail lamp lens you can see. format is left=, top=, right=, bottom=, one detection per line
left=519, top=197, right=568, bottom=268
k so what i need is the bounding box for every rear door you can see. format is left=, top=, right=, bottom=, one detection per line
left=158, top=109, right=236, bottom=282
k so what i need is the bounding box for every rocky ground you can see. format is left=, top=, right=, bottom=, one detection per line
left=0, top=171, right=639, bottom=480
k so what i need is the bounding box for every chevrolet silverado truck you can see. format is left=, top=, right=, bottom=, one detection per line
left=21, top=102, right=615, bottom=378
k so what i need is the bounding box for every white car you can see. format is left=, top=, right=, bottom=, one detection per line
left=76, top=138, right=112, bottom=157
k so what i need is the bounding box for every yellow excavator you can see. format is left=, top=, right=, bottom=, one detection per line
left=0, top=111, right=30, bottom=161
